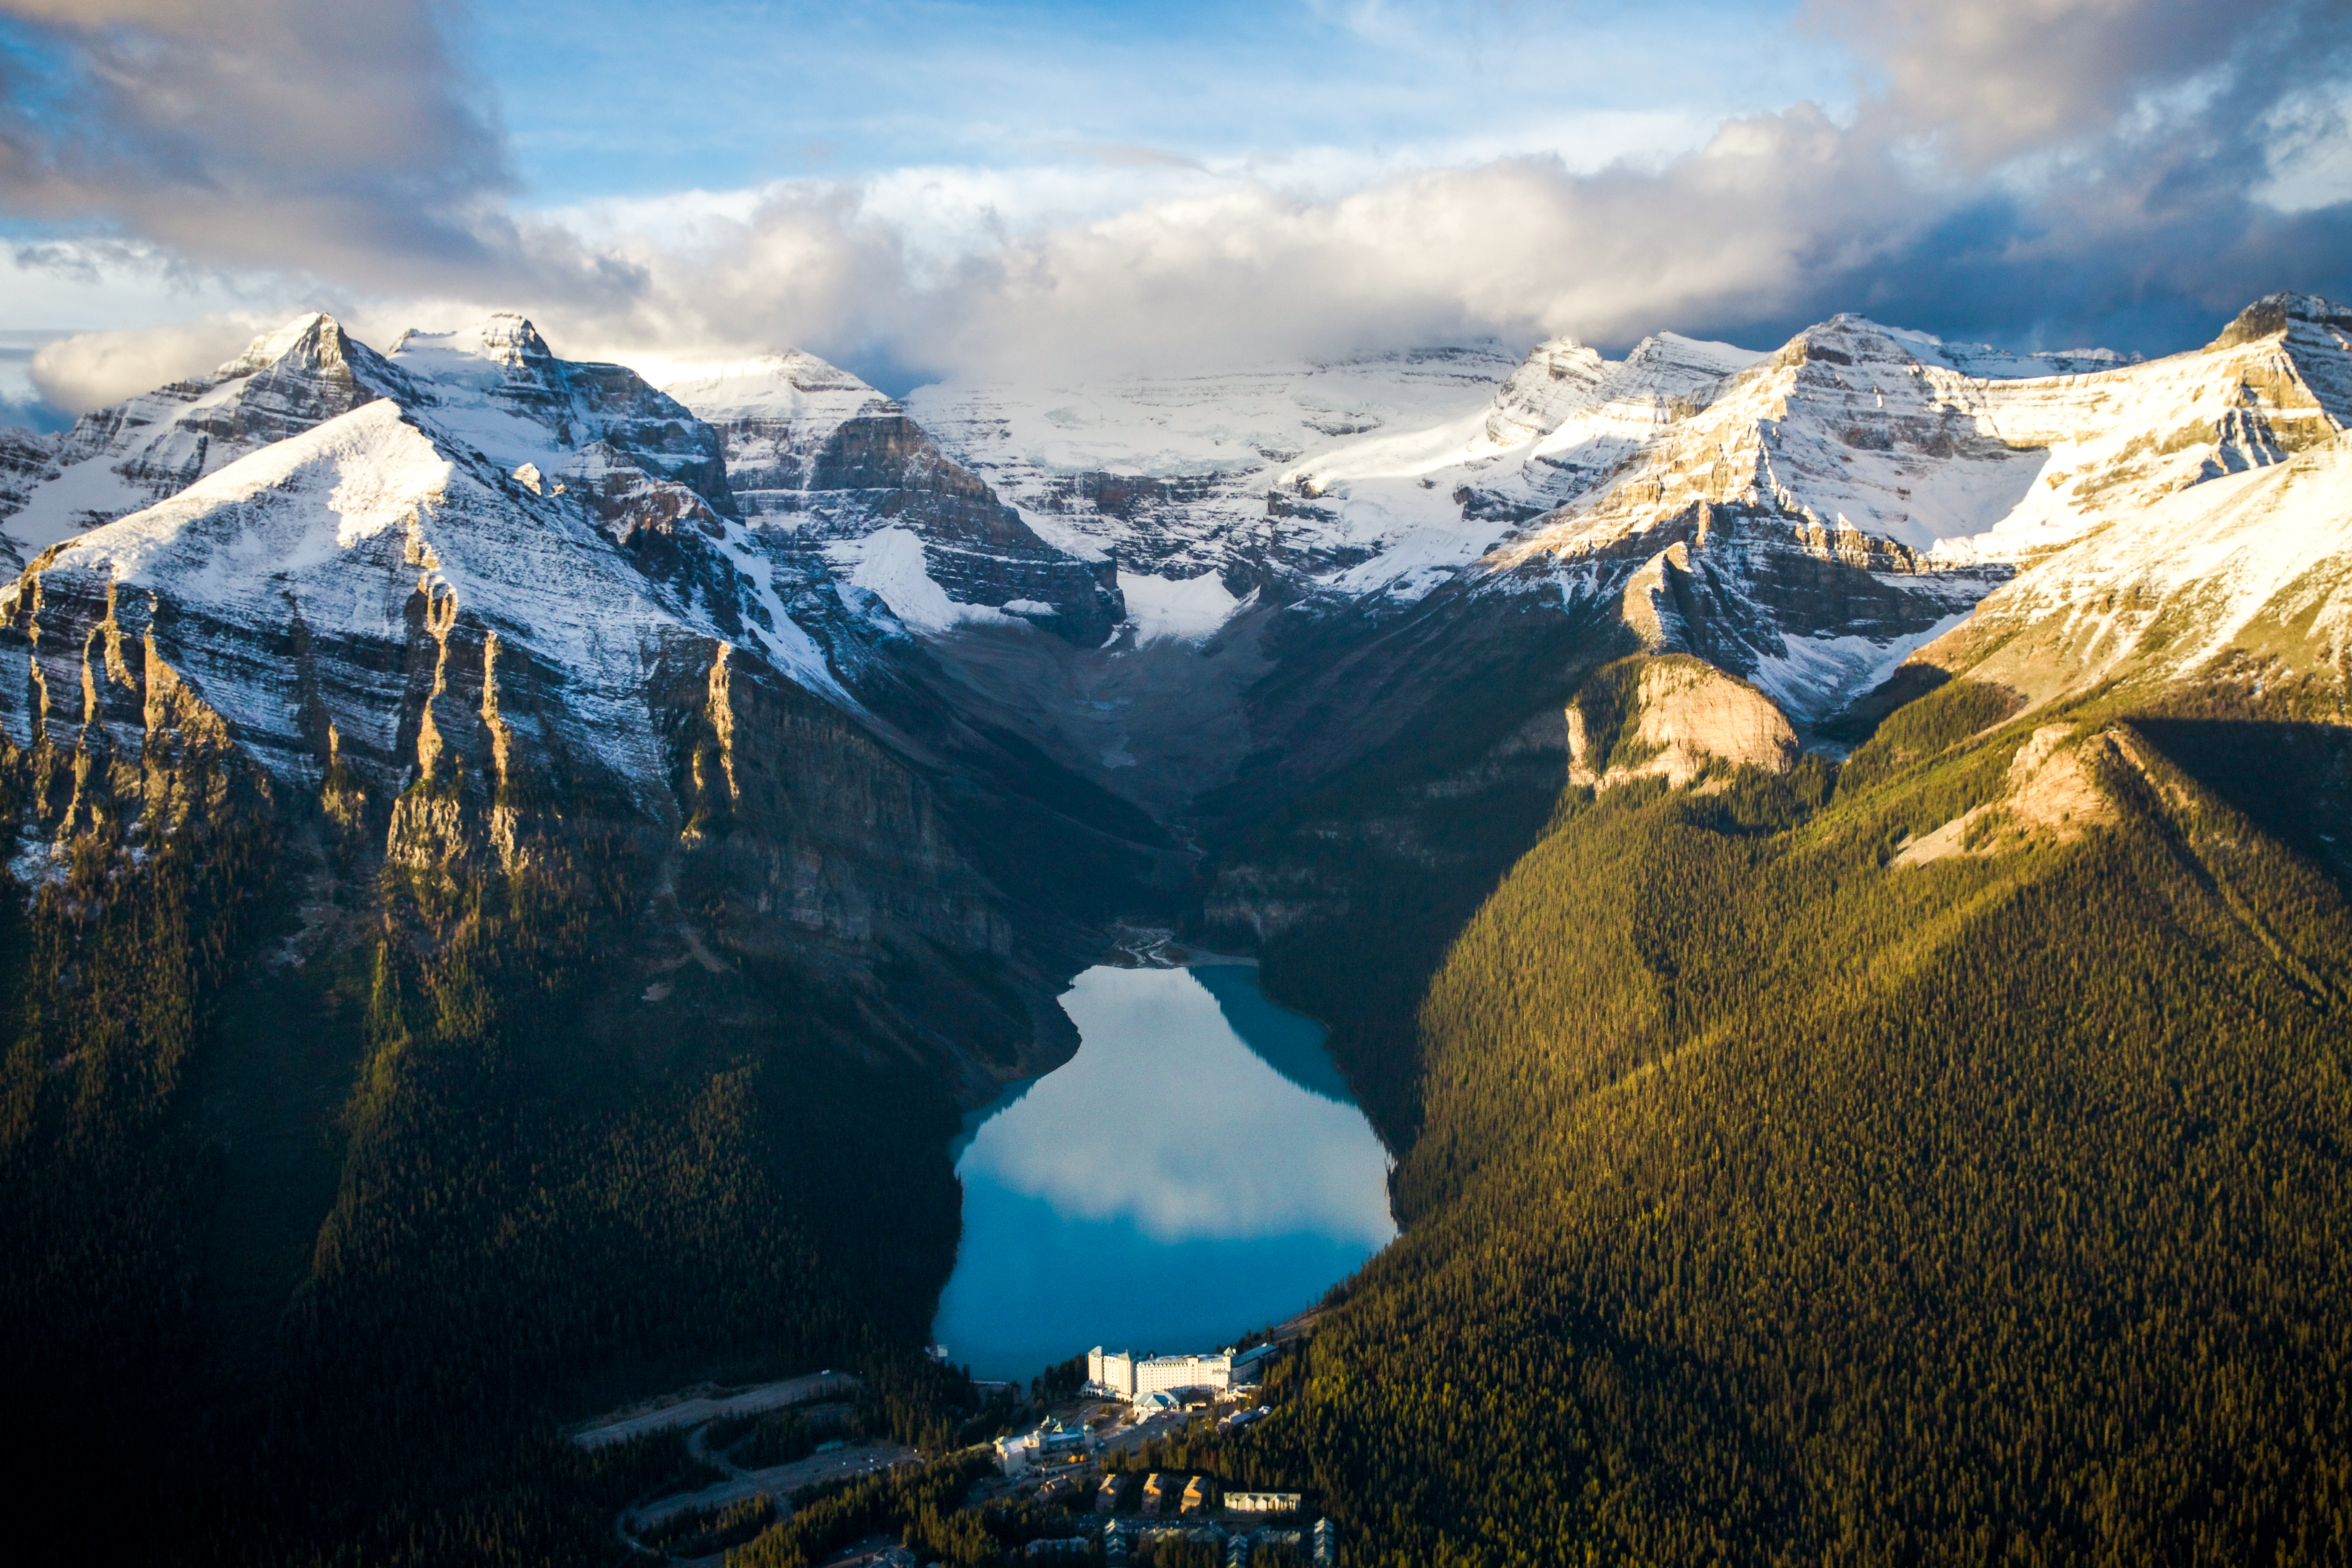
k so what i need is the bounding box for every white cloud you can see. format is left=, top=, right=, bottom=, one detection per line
left=2260, top=89, right=2352, bottom=214
left=7, top=0, right=2349, bottom=410
left=963, top=966, right=1395, bottom=1246
left=28, top=312, right=279, bottom=411
left=0, top=0, right=515, bottom=287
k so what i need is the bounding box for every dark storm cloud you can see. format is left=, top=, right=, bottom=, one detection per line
left=0, top=0, right=525, bottom=285
left=1813, top=0, right=2266, bottom=165
left=1731, top=0, right=2352, bottom=353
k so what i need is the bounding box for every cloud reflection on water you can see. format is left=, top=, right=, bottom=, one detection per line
left=957, top=965, right=1396, bottom=1248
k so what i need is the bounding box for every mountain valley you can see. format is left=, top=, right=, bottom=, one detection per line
left=2, top=290, right=2349, bottom=1566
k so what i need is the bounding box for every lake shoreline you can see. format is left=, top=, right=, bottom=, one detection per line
left=931, top=963, right=1396, bottom=1381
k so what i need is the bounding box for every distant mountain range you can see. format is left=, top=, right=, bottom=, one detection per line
left=8, top=294, right=2339, bottom=775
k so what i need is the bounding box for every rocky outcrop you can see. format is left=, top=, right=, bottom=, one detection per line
left=1890, top=724, right=2122, bottom=867
left=1568, top=656, right=1798, bottom=790
left=2207, top=293, right=2352, bottom=423
left=0, top=425, right=59, bottom=528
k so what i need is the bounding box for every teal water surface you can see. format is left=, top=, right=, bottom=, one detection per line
left=931, top=964, right=1396, bottom=1380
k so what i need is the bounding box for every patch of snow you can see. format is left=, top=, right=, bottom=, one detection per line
left=663, top=351, right=885, bottom=427
left=57, top=400, right=447, bottom=603
left=1981, top=434, right=2352, bottom=680
left=1007, top=504, right=1113, bottom=563
left=1747, top=610, right=1977, bottom=720
left=828, top=527, right=1016, bottom=634
left=8, top=835, right=65, bottom=889
left=5, top=455, right=153, bottom=552
left=707, top=519, right=854, bottom=704
left=1118, top=569, right=1241, bottom=642
left=908, top=343, right=1522, bottom=582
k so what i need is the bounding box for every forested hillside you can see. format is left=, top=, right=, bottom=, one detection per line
left=0, top=748, right=985, bottom=1561
left=0, top=628, right=1160, bottom=1561
left=1234, top=669, right=2352, bottom=1563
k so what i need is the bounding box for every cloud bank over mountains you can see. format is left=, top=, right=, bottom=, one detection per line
left=4, top=0, right=2349, bottom=411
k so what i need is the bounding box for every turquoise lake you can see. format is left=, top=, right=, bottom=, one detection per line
left=931, top=964, right=1397, bottom=1381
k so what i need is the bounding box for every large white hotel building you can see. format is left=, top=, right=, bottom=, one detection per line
left=1086, top=1344, right=1277, bottom=1401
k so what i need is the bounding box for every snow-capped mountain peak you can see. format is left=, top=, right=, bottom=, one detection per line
left=384, top=313, right=741, bottom=544
left=388, top=312, right=563, bottom=380
left=0, top=312, right=414, bottom=564
left=214, top=311, right=346, bottom=378
left=2207, top=291, right=2352, bottom=418
left=1454, top=298, right=2351, bottom=721
left=1472, top=331, right=1759, bottom=450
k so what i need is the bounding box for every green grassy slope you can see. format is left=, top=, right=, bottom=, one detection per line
left=1238, top=682, right=2352, bottom=1564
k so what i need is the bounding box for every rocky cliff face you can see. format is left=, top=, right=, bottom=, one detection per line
left=667, top=355, right=1123, bottom=646
left=1567, top=657, right=1798, bottom=791
left=0, top=425, right=56, bottom=525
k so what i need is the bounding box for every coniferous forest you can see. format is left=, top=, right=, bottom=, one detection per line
left=0, top=714, right=988, bottom=1562
left=1225, top=671, right=2352, bottom=1565
left=5, top=635, right=2350, bottom=1567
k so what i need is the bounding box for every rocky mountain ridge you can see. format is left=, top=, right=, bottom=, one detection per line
left=2, top=290, right=2346, bottom=973
left=9, top=287, right=2348, bottom=1568
left=0, top=313, right=1173, bottom=1107
left=1460, top=294, right=2352, bottom=724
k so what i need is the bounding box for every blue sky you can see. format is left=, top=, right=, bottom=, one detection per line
left=469, top=1, right=1833, bottom=201
left=2, top=0, right=2348, bottom=415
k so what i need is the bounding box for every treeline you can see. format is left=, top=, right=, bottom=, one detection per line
left=1224, top=674, right=2352, bottom=1563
